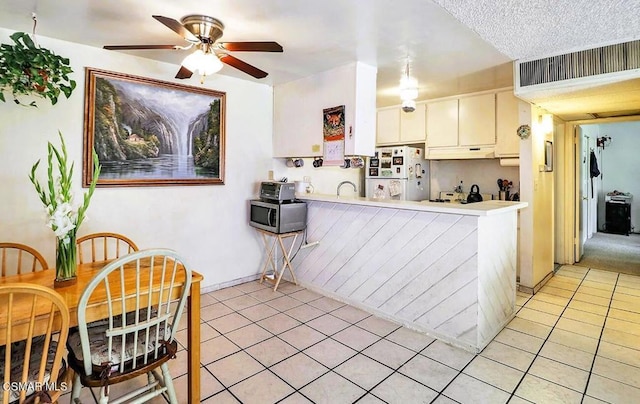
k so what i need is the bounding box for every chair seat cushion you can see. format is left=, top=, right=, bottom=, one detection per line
left=67, top=310, right=171, bottom=373
left=0, top=339, right=59, bottom=403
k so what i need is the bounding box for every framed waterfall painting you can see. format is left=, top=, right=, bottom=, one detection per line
left=82, top=68, right=226, bottom=187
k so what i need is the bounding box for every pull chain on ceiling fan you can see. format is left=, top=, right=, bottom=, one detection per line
left=103, top=14, right=283, bottom=81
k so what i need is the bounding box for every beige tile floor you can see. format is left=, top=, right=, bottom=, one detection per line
left=62, top=265, right=640, bottom=403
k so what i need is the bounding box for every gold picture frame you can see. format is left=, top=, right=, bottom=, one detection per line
left=83, top=68, right=225, bottom=187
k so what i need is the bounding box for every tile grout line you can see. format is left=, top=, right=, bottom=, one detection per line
left=368, top=286, right=586, bottom=401
left=203, top=284, right=315, bottom=400
left=505, top=268, right=591, bottom=403
left=257, top=293, right=444, bottom=402
left=352, top=337, right=440, bottom=403
left=205, top=283, right=404, bottom=402
left=581, top=270, right=620, bottom=401
left=207, top=276, right=635, bottom=403
left=427, top=342, right=472, bottom=404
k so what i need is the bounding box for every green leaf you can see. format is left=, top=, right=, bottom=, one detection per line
left=20, top=33, right=35, bottom=49
left=0, top=31, right=76, bottom=107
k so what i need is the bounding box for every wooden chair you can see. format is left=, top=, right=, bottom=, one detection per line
left=67, top=249, right=192, bottom=404
left=76, top=232, right=139, bottom=264
left=0, top=243, right=48, bottom=276
left=0, top=283, right=70, bottom=404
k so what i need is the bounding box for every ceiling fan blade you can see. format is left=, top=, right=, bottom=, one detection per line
left=152, top=15, right=199, bottom=42
left=104, top=45, right=179, bottom=50
left=219, top=54, right=268, bottom=79
left=218, top=41, right=283, bottom=52
left=175, top=66, right=194, bottom=79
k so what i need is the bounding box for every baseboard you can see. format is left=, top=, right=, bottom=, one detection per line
left=517, top=270, right=554, bottom=295
left=201, top=273, right=262, bottom=294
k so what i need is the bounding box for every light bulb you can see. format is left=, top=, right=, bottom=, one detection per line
left=181, top=49, right=223, bottom=76
left=399, top=75, right=418, bottom=101
left=182, top=50, right=204, bottom=72
left=199, top=52, right=223, bottom=75
left=400, top=86, right=418, bottom=101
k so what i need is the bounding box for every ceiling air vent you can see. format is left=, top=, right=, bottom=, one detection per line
left=515, top=40, right=640, bottom=101
left=518, top=40, right=640, bottom=87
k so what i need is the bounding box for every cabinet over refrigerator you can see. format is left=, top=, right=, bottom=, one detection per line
left=365, top=146, right=429, bottom=201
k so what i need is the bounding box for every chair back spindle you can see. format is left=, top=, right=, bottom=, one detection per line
left=76, top=233, right=138, bottom=264
left=0, top=284, right=70, bottom=404
left=68, top=248, right=191, bottom=403
left=0, top=243, right=48, bottom=276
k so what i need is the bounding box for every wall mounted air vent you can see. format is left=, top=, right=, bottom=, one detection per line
left=517, top=40, right=640, bottom=88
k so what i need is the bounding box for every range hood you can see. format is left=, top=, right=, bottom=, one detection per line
left=499, top=158, right=520, bottom=167
left=425, top=146, right=494, bottom=160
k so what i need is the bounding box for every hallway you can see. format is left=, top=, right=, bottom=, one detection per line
left=577, top=232, right=640, bottom=276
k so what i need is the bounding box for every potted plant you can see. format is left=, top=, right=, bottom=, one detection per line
left=0, top=31, right=76, bottom=106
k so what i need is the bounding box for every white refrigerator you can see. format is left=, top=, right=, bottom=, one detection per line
left=365, top=146, right=429, bottom=201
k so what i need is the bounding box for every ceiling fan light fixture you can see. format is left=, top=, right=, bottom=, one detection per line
left=182, top=49, right=223, bottom=76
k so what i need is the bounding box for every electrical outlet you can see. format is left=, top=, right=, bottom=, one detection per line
left=268, top=170, right=274, bottom=180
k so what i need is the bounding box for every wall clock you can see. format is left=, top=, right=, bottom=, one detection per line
left=517, top=124, right=531, bottom=139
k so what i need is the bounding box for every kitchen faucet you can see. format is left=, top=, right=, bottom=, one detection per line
left=337, top=181, right=357, bottom=197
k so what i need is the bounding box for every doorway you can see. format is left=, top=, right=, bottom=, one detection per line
left=567, top=117, right=640, bottom=276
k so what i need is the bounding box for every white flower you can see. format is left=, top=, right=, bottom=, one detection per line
left=29, top=131, right=101, bottom=243
left=47, top=202, right=77, bottom=239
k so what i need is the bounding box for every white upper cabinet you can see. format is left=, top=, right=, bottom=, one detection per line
left=458, top=93, right=496, bottom=146
left=400, top=103, right=427, bottom=143
left=273, top=62, right=377, bottom=158
left=376, top=108, right=401, bottom=145
left=425, top=99, right=458, bottom=148
left=495, top=90, right=522, bottom=157
left=376, top=103, right=426, bottom=146
left=425, top=92, right=498, bottom=159
left=373, top=88, right=528, bottom=159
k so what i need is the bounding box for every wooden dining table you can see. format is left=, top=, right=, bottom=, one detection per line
left=0, top=260, right=203, bottom=403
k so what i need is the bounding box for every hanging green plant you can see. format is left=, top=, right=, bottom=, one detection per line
left=0, top=31, right=76, bottom=107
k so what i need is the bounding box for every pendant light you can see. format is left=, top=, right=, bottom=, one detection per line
left=400, top=60, right=418, bottom=113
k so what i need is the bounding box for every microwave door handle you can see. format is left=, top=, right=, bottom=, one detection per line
left=268, top=208, right=275, bottom=227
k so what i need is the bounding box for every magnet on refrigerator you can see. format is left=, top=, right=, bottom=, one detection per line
left=365, top=146, right=429, bottom=201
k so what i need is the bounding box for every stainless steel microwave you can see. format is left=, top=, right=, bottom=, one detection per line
left=249, top=200, right=307, bottom=234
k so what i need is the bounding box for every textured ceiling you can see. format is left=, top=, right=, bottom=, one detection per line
left=433, top=0, right=640, bottom=119
left=1, top=0, right=640, bottom=118
left=432, top=0, right=640, bottom=60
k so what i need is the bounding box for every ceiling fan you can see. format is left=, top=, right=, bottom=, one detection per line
left=103, top=14, right=283, bottom=80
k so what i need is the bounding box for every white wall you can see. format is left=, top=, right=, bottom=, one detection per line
left=273, top=158, right=362, bottom=197
left=0, top=28, right=274, bottom=289
left=273, top=62, right=376, bottom=158
left=429, top=159, right=519, bottom=200
left=583, top=121, right=640, bottom=233
left=519, top=109, right=555, bottom=290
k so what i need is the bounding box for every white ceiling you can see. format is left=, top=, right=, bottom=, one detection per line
left=1, top=0, right=639, bottom=119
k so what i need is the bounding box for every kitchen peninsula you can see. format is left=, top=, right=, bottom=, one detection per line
left=290, top=194, right=527, bottom=352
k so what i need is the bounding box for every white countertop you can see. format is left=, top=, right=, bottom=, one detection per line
left=296, top=193, right=527, bottom=216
